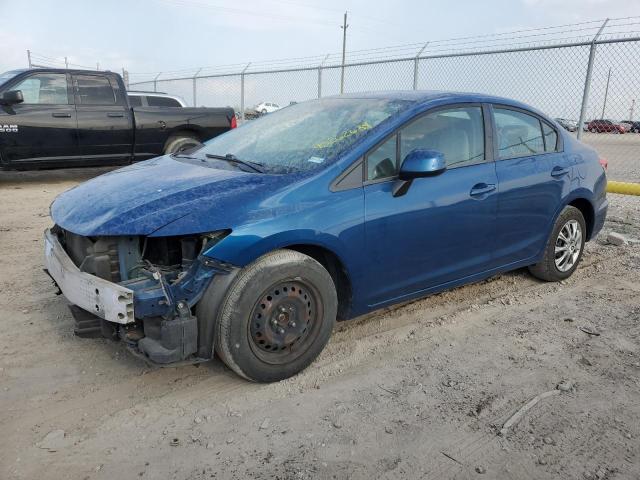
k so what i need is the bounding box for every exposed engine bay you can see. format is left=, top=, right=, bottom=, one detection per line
left=47, top=226, right=236, bottom=365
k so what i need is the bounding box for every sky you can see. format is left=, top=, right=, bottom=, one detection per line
left=1, top=0, right=639, bottom=77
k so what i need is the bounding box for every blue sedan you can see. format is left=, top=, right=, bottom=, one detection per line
left=46, top=91, right=608, bottom=382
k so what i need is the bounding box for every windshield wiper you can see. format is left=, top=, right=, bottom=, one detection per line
left=205, top=153, right=265, bottom=173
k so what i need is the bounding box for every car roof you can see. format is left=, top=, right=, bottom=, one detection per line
left=326, top=90, right=541, bottom=112
left=16, top=67, right=117, bottom=75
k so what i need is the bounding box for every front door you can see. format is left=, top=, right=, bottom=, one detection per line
left=363, top=104, right=498, bottom=308
left=0, top=72, right=77, bottom=165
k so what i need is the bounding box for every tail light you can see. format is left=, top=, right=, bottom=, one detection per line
left=599, top=157, right=608, bottom=170
left=230, top=116, right=237, bottom=129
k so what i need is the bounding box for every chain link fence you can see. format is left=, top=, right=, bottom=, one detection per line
left=130, top=28, right=640, bottom=183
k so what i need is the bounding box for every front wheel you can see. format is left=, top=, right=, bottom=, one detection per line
left=529, top=206, right=586, bottom=282
left=203, top=249, right=337, bottom=382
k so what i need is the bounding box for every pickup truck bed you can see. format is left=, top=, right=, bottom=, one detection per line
left=0, top=68, right=235, bottom=169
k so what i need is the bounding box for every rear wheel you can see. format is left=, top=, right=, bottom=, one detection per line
left=164, top=133, right=202, bottom=154
left=204, top=249, right=337, bottom=382
left=529, top=206, right=586, bottom=282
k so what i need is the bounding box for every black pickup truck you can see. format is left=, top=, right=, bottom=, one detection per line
left=0, top=68, right=236, bottom=169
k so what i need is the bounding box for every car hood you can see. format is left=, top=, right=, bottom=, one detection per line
left=50, top=155, right=292, bottom=236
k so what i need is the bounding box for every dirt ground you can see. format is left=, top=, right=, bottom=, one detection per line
left=1, top=168, right=639, bottom=480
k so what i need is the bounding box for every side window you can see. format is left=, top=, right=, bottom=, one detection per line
left=366, top=135, right=397, bottom=181
left=494, top=108, right=545, bottom=158
left=542, top=122, right=558, bottom=152
left=128, top=95, right=143, bottom=107
left=400, top=106, right=485, bottom=169
left=147, top=96, right=181, bottom=107
left=13, top=73, right=68, bottom=105
left=75, top=75, right=116, bottom=105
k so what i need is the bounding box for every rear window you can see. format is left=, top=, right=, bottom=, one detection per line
left=75, top=75, right=116, bottom=105
left=128, top=95, right=143, bottom=107
left=147, top=96, right=182, bottom=107
left=494, top=107, right=545, bottom=158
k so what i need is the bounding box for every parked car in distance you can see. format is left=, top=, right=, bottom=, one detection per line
left=555, top=118, right=578, bottom=132
left=255, top=101, right=280, bottom=114
left=586, top=119, right=626, bottom=134
left=0, top=68, right=236, bottom=169
left=45, top=91, right=608, bottom=382
left=127, top=90, right=187, bottom=108
left=622, top=121, right=640, bottom=133
left=618, top=121, right=633, bottom=133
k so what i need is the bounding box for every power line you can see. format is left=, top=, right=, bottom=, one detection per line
left=154, top=0, right=338, bottom=26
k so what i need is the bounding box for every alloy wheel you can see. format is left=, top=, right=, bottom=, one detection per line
left=555, top=219, right=582, bottom=272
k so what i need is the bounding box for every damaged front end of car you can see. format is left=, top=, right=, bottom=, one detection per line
left=44, top=226, right=236, bottom=365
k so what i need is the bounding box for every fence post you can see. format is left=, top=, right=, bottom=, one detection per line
left=192, top=68, right=202, bottom=107
left=318, top=54, right=330, bottom=99
left=122, top=69, right=129, bottom=89
left=240, top=63, right=251, bottom=121
left=413, top=43, right=428, bottom=90
left=577, top=19, right=609, bottom=140
left=153, top=72, right=162, bottom=92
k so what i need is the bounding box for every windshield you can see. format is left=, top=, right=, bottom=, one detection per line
left=0, top=70, right=25, bottom=88
left=198, top=97, right=411, bottom=174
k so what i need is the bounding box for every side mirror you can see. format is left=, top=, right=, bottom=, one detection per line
left=393, top=149, right=446, bottom=197
left=0, top=90, right=24, bottom=105
left=398, top=149, right=446, bottom=180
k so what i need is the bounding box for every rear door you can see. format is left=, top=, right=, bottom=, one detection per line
left=73, top=73, right=133, bottom=162
left=363, top=104, right=498, bottom=307
left=0, top=72, right=77, bottom=165
left=492, top=105, right=569, bottom=266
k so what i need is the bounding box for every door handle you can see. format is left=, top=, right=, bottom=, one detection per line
left=469, top=183, right=496, bottom=197
left=107, top=113, right=125, bottom=118
left=51, top=112, right=71, bottom=118
left=551, top=166, right=569, bottom=177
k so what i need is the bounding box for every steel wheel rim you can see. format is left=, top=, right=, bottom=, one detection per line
left=555, top=219, right=582, bottom=272
left=248, top=280, right=322, bottom=365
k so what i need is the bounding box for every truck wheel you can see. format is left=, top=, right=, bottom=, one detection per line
left=205, top=249, right=337, bottom=382
left=164, top=133, right=202, bottom=154
left=528, top=206, right=586, bottom=282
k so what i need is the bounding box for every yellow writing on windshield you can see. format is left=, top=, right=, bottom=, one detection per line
left=313, top=122, right=372, bottom=149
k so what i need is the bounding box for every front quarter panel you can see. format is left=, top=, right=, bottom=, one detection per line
left=202, top=183, right=365, bottom=296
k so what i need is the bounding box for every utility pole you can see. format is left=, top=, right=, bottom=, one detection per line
left=65, top=57, right=69, bottom=70
left=630, top=99, right=636, bottom=121
left=97, top=62, right=100, bottom=71
left=340, top=11, right=348, bottom=94
left=600, top=67, right=611, bottom=118
left=27, top=50, right=32, bottom=68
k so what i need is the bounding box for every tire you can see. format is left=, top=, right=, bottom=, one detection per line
left=164, top=133, right=202, bottom=154
left=261, top=109, right=267, bottom=115
left=528, top=206, right=586, bottom=282
left=203, top=249, right=337, bottom=382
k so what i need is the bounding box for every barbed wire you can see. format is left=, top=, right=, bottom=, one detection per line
left=126, top=16, right=640, bottom=82
left=28, top=15, right=640, bottom=83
